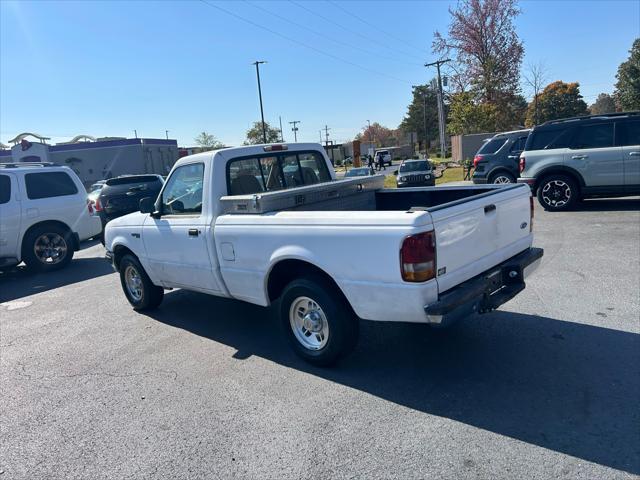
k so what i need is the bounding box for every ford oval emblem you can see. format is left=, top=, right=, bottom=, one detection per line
left=520, top=222, right=528, bottom=229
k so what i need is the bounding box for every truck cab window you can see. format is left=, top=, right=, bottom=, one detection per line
left=297, top=152, right=330, bottom=184
left=161, top=163, right=204, bottom=215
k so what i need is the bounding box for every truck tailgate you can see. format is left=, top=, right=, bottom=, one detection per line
left=431, top=185, right=533, bottom=293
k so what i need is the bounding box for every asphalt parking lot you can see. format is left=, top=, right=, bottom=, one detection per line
left=1, top=198, right=639, bottom=479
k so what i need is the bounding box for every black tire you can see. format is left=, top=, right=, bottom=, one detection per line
left=22, top=224, right=74, bottom=272
left=119, top=254, right=164, bottom=311
left=536, top=174, right=579, bottom=211
left=488, top=171, right=516, bottom=184
left=280, top=276, right=359, bottom=366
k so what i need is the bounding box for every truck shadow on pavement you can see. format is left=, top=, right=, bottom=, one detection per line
left=146, top=290, right=639, bottom=475
left=0, top=257, right=114, bottom=303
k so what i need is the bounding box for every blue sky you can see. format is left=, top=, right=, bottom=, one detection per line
left=1, top=0, right=638, bottom=147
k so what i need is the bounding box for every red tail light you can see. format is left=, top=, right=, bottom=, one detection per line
left=529, top=195, right=534, bottom=232
left=519, top=156, right=526, bottom=173
left=94, top=198, right=103, bottom=212
left=400, top=231, right=436, bottom=282
left=87, top=199, right=94, bottom=215
left=473, top=155, right=482, bottom=168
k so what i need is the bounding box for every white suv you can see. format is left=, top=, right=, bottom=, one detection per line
left=0, top=163, right=102, bottom=271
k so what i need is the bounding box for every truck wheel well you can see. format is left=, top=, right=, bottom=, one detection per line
left=113, top=245, right=136, bottom=270
left=267, top=259, right=348, bottom=306
left=21, top=220, right=75, bottom=255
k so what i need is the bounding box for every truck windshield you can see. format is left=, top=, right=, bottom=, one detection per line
left=399, top=161, right=430, bottom=172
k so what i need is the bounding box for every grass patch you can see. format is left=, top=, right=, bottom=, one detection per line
left=436, top=167, right=465, bottom=185
left=384, top=174, right=397, bottom=188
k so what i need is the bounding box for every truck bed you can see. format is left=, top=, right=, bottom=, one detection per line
left=219, top=175, right=513, bottom=214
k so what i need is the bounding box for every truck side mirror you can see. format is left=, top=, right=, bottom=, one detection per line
left=139, top=197, right=156, bottom=214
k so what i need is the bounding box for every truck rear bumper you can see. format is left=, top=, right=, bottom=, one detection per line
left=424, top=247, right=543, bottom=325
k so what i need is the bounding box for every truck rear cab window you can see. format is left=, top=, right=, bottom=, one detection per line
left=616, top=120, right=640, bottom=146
left=228, top=151, right=330, bottom=195
left=478, top=137, right=507, bottom=154
left=0, top=175, right=10, bottom=204
left=570, top=123, right=614, bottom=149
left=25, top=172, right=78, bottom=199
left=161, top=163, right=204, bottom=215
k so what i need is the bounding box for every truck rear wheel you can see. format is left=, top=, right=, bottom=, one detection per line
left=280, top=276, right=359, bottom=366
left=119, top=254, right=164, bottom=311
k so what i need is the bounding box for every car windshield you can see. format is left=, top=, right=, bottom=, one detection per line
left=399, top=161, right=430, bottom=172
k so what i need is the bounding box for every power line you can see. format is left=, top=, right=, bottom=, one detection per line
left=244, top=0, right=420, bottom=67
left=199, top=1, right=412, bottom=85
left=289, top=0, right=425, bottom=63
left=326, top=0, right=427, bottom=56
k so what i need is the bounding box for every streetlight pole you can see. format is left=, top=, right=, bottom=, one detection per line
left=425, top=58, right=450, bottom=159
left=252, top=61, right=267, bottom=143
left=289, top=120, right=300, bottom=142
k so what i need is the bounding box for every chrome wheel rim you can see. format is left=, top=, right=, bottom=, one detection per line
left=493, top=175, right=513, bottom=184
left=124, top=265, right=144, bottom=302
left=33, top=233, right=67, bottom=264
left=289, top=296, right=329, bottom=351
left=541, top=180, right=571, bottom=207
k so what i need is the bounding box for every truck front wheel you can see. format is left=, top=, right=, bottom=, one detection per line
left=119, top=254, right=164, bottom=311
left=280, top=276, right=359, bottom=366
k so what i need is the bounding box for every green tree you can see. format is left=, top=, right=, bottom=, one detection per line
left=525, top=81, right=588, bottom=126
left=589, top=93, right=617, bottom=114
left=614, top=38, right=640, bottom=110
left=495, top=93, right=528, bottom=130
left=244, top=121, right=281, bottom=145
left=399, top=84, right=439, bottom=150
left=194, top=131, right=223, bottom=150
left=447, top=92, right=497, bottom=135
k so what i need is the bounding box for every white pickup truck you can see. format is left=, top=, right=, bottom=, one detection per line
left=105, top=143, right=543, bottom=365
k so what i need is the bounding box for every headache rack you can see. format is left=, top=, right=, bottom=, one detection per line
left=0, top=162, right=62, bottom=169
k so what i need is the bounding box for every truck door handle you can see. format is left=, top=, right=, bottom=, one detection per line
left=484, top=204, right=496, bottom=214
left=629, top=151, right=640, bottom=156
left=571, top=154, right=588, bottom=160
left=188, top=229, right=200, bottom=237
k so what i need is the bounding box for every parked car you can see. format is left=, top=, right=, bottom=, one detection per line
left=374, top=150, right=393, bottom=167
left=344, top=166, right=375, bottom=177
left=396, top=159, right=435, bottom=187
left=517, top=112, right=640, bottom=211
left=105, top=143, right=542, bottom=366
left=0, top=162, right=102, bottom=271
left=95, top=175, right=164, bottom=230
left=472, top=129, right=530, bottom=184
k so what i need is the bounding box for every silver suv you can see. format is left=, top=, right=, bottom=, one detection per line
left=518, top=112, right=640, bottom=211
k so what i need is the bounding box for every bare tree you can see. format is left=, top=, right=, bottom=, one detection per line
left=523, top=61, right=548, bottom=126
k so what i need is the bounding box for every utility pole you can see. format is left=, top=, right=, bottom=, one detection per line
left=323, top=125, right=331, bottom=147
left=425, top=58, right=450, bottom=159
left=252, top=61, right=267, bottom=143
left=278, top=116, right=284, bottom=142
left=412, top=85, right=429, bottom=155
left=289, top=120, right=300, bottom=142
left=165, top=130, right=169, bottom=140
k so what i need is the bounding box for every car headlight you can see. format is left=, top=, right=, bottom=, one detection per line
left=399, top=176, right=407, bottom=182
left=424, top=174, right=431, bottom=180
